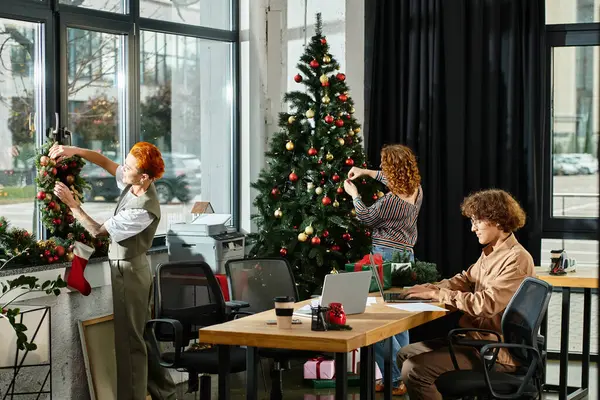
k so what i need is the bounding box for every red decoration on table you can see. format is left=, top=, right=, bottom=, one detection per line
left=327, top=302, right=346, bottom=325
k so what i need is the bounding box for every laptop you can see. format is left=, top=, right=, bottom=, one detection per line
left=369, top=252, right=435, bottom=303
left=320, top=270, right=373, bottom=314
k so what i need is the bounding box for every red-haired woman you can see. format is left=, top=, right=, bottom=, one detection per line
left=50, top=142, right=176, bottom=400
left=343, top=144, right=423, bottom=396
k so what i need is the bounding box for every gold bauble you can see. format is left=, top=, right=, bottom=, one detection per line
left=306, top=109, right=315, bottom=119
left=377, top=191, right=385, bottom=198
left=286, top=141, right=295, bottom=151
left=351, top=209, right=357, bottom=216
left=307, top=182, right=315, bottom=191
left=323, top=55, right=331, bottom=63
left=322, top=95, right=330, bottom=104
left=298, top=232, right=308, bottom=242
left=319, top=74, right=329, bottom=84
left=325, top=152, right=334, bottom=161
left=330, top=268, right=339, bottom=274
left=338, top=138, right=345, bottom=146
left=350, top=107, right=355, bottom=114
left=353, top=127, right=361, bottom=133
left=333, top=200, right=340, bottom=207
left=288, top=116, right=296, bottom=124
left=348, top=129, right=355, bottom=137
left=315, top=187, right=323, bottom=195
left=274, top=208, right=283, bottom=218
left=66, top=252, right=75, bottom=261
left=304, top=225, right=314, bottom=235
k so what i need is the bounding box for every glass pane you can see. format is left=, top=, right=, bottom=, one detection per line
left=59, top=0, right=126, bottom=14
left=546, top=0, right=600, bottom=24
left=551, top=46, right=599, bottom=218
left=0, top=18, right=44, bottom=235
left=140, top=0, right=231, bottom=30
left=140, top=31, right=233, bottom=235
left=66, top=28, right=125, bottom=223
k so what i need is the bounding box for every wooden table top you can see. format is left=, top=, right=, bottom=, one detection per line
left=199, top=297, right=448, bottom=353
left=535, top=267, right=599, bottom=289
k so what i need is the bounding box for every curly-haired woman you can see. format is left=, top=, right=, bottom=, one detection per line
left=398, top=189, right=534, bottom=400
left=343, top=144, right=422, bottom=395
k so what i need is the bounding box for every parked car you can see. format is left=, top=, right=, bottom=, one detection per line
left=81, top=151, right=197, bottom=204
left=553, top=153, right=598, bottom=176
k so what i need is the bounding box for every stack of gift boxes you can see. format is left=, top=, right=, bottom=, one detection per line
left=303, top=349, right=382, bottom=389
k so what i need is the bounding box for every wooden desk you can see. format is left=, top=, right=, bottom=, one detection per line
left=535, top=267, right=598, bottom=400
left=199, top=297, right=448, bottom=400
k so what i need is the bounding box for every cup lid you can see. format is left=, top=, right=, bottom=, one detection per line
left=273, top=296, right=294, bottom=302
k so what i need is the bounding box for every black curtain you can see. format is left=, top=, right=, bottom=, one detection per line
left=365, top=0, right=545, bottom=278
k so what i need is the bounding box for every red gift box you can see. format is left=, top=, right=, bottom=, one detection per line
left=354, top=253, right=384, bottom=283
left=304, top=357, right=335, bottom=380
left=303, top=395, right=334, bottom=400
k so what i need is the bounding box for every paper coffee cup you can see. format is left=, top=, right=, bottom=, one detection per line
left=273, top=296, right=295, bottom=329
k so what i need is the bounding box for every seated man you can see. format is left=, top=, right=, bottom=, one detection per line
left=398, top=189, right=535, bottom=400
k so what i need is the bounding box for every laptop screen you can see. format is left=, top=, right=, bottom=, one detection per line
left=369, top=252, right=386, bottom=298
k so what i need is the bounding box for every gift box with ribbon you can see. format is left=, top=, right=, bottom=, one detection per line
left=303, top=357, right=335, bottom=380
left=344, top=253, right=392, bottom=291
left=303, top=395, right=335, bottom=400
left=347, top=349, right=382, bottom=379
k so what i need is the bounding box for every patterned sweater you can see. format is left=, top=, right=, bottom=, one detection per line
left=353, top=171, right=423, bottom=252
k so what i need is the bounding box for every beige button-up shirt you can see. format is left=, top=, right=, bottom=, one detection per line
left=435, top=233, right=535, bottom=366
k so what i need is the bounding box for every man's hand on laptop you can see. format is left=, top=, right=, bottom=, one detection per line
left=403, top=284, right=440, bottom=301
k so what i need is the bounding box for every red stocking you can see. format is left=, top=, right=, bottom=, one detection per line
left=65, top=241, right=95, bottom=296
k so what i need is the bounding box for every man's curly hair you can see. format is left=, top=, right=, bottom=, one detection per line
left=380, top=144, right=421, bottom=196
left=461, top=189, right=526, bottom=232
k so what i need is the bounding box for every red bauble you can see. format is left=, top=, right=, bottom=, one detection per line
left=320, top=171, right=326, bottom=176
left=322, top=230, right=329, bottom=238
left=53, top=218, right=61, bottom=225
left=372, top=194, right=379, bottom=200
left=322, top=196, right=332, bottom=206
left=44, top=250, right=51, bottom=257
left=70, top=161, right=77, bottom=168
left=308, top=147, right=318, bottom=156
left=338, top=94, right=348, bottom=102
left=53, top=256, right=59, bottom=262
left=311, top=236, right=321, bottom=245
left=336, top=187, right=344, bottom=194
left=56, top=246, right=65, bottom=257
left=51, top=167, right=57, bottom=175
left=37, top=191, right=46, bottom=200
left=61, top=163, right=69, bottom=171
left=342, top=233, right=352, bottom=241
left=335, top=119, right=344, bottom=127
left=318, top=159, right=323, bottom=165
left=331, top=245, right=341, bottom=251
left=47, top=257, right=54, bottom=264
left=271, top=188, right=280, bottom=197
left=320, top=38, right=327, bottom=44
left=345, top=158, right=354, bottom=166
left=345, top=114, right=351, bottom=119
left=294, top=74, right=302, bottom=82
left=362, top=162, right=367, bottom=167
left=365, top=231, right=371, bottom=237
left=309, top=59, right=319, bottom=68
left=320, top=179, right=325, bottom=185
left=336, top=73, right=346, bottom=81
left=362, top=179, right=367, bottom=185
left=332, top=174, right=340, bottom=182
left=289, top=172, right=299, bottom=182
left=321, top=81, right=329, bottom=87
left=48, top=201, right=56, bottom=209
left=66, top=215, right=75, bottom=224
left=346, top=137, right=353, bottom=145
left=324, top=115, right=334, bottom=124
left=280, top=248, right=288, bottom=257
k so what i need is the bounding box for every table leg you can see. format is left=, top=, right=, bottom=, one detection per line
left=383, top=338, right=392, bottom=400
left=360, top=345, right=376, bottom=400
left=218, top=345, right=231, bottom=400
left=558, top=287, right=570, bottom=400
left=245, top=346, right=258, bottom=400
left=335, top=352, right=348, bottom=400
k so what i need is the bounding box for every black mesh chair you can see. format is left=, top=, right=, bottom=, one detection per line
left=435, top=277, right=552, bottom=399
left=225, top=258, right=323, bottom=400
left=146, top=261, right=247, bottom=399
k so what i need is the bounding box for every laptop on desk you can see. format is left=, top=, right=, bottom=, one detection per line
left=369, top=252, right=435, bottom=303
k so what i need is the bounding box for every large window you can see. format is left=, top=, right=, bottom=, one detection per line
left=0, top=18, right=44, bottom=234
left=0, top=0, right=238, bottom=243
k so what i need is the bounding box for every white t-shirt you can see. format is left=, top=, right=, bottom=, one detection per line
left=102, top=165, right=155, bottom=243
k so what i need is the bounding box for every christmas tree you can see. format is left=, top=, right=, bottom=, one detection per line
left=249, top=14, right=380, bottom=298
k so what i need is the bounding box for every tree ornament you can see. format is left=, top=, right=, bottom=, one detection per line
left=39, top=156, right=49, bottom=166
left=365, top=230, right=371, bottom=237
left=326, top=152, right=334, bottom=161
left=289, top=171, right=298, bottom=182
left=37, top=191, right=46, bottom=200
left=294, top=74, right=302, bottom=82
left=319, top=74, right=329, bottom=84
left=377, top=191, right=385, bottom=198
left=350, top=106, right=356, bottom=114
left=335, top=119, right=344, bottom=128
left=274, top=208, right=283, bottom=218
left=331, top=245, right=341, bottom=251
left=322, top=230, right=329, bottom=238
left=66, top=252, right=75, bottom=261
left=353, top=127, right=361, bottom=133
left=337, top=137, right=345, bottom=146
left=298, top=232, right=308, bottom=242
left=332, top=173, right=340, bottom=182
left=51, top=167, right=57, bottom=175
left=285, top=141, right=295, bottom=151
left=309, top=59, right=320, bottom=68
left=333, top=200, right=339, bottom=207
left=362, top=162, right=367, bottom=167
left=288, top=116, right=296, bottom=124
left=322, top=95, right=330, bottom=104
left=351, top=209, right=357, bottom=216
left=337, top=186, right=344, bottom=194
left=280, top=247, right=288, bottom=256
left=348, top=129, right=355, bottom=137
left=61, top=163, right=69, bottom=171
left=48, top=201, right=56, bottom=209
left=361, top=179, right=367, bottom=185
left=320, top=179, right=325, bottom=185
left=304, top=225, right=314, bottom=235
left=315, top=187, right=323, bottom=195
left=372, top=194, right=379, bottom=200
left=305, top=109, right=315, bottom=119
left=322, top=196, right=332, bottom=206
left=311, top=236, right=321, bottom=245
left=345, top=157, right=354, bottom=166
left=338, top=94, right=348, bottom=102
left=320, top=38, right=327, bottom=44
left=308, top=147, right=318, bottom=156
left=324, top=115, right=334, bottom=124
left=66, top=175, right=75, bottom=185
left=307, top=182, right=315, bottom=191
left=323, top=55, right=331, bottom=63
left=318, top=158, right=323, bottom=165
left=336, top=72, right=346, bottom=81
left=271, top=188, right=280, bottom=197
left=342, top=232, right=352, bottom=241
left=321, top=81, right=329, bottom=87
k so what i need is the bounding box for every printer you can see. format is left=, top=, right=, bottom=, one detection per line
left=166, top=213, right=245, bottom=273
